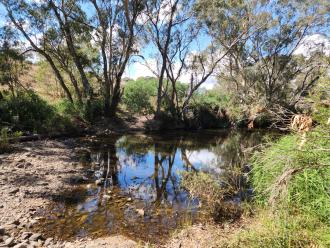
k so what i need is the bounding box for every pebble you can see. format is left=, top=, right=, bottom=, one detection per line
left=10, top=220, right=19, bottom=226
left=5, top=237, right=15, bottom=246
left=8, top=188, right=19, bottom=195
left=13, top=243, right=28, bottom=248
left=28, top=233, right=42, bottom=241
left=0, top=226, right=5, bottom=235
left=44, top=238, right=53, bottom=246
left=21, top=232, right=32, bottom=240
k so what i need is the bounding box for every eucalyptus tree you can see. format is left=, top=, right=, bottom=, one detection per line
left=0, top=26, right=27, bottom=96
left=1, top=0, right=144, bottom=116
left=196, top=0, right=330, bottom=110
left=1, top=0, right=76, bottom=102
left=88, top=0, right=145, bottom=117
left=143, top=0, right=194, bottom=117
left=143, top=0, right=256, bottom=120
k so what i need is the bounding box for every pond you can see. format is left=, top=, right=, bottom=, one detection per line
left=34, top=129, right=273, bottom=244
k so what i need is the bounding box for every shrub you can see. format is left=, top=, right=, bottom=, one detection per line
left=122, top=78, right=157, bottom=114
left=251, top=127, right=330, bottom=223
left=56, top=98, right=103, bottom=124
left=0, top=90, right=56, bottom=132
left=0, top=90, right=75, bottom=133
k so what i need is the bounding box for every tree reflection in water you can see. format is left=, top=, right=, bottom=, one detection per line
left=35, top=130, right=276, bottom=243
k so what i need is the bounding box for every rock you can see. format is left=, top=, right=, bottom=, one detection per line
left=8, top=188, right=19, bottom=195
left=44, top=238, right=53, bottom=246
left=4, top=224, right=16, bottom=230
left=136, top=208, right=145, bottom=216
left=13, top=243, right=27, bottom=248
left=0, top=226, right=5, bottom=235
left=36, top=182, right=48, bottom=186
left=5, top=237, right=15, bottom=246
left=21, top=232, right=32, bottom=240
left=16, top=163, right=24, bottom=168
left=127, top=197, right=132, bottom=202
left=28, top=233, right=42, bottom=241
left=10, top=220, right=19, bottom=226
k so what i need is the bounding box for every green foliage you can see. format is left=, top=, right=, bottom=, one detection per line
left=0, top=90, right=73, bottom=133
left=122, top=77, right=157, bottom=114
left=192, top=89, right=230, bottom=109
left=220, top=213, right=329, bottom=248
left=251, top=126, right=330, bottom=222
left=0, top=90, right=54, bottom=132
left=55, top=98, right=103, bottom=123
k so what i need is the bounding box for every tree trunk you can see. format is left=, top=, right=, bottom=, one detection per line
left=108, top=79, right=121, bottom=117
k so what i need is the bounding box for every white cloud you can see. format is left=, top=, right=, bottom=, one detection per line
left=294, top=34, right=330, bottom=57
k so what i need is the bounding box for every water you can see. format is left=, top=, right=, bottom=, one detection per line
left=34, top=129, right=273, bottom=243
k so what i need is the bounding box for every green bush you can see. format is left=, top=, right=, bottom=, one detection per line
left=0, top=90, right=75, bottom=133
left=122, top=77, right=157, bottom=114
left=251, top=127, right=330, bottom=223
left=55, top=98, right=102, bottom=124
left=0, top=90, right=56, bottom=132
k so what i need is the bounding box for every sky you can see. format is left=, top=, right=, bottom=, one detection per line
left=1, top=2, right=329, bottom=90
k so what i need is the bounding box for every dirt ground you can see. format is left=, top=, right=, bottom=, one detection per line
left=0, top=139, right=241, bottom=248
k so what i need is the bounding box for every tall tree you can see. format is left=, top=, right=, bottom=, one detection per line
left=196, top=0, right=330, bottom=109
left=89, top=0, right=144, bottom=116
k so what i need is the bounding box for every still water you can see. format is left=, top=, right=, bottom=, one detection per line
left=34, top=130, right=272, bottom=243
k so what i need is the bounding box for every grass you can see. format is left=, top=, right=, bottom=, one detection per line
left=220, top=111, right=330, bottom=247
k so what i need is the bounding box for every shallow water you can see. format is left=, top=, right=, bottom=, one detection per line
left=34, top=129, right=273, bottom=243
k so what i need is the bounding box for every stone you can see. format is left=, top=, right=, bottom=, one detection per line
left=16, top=163, right=24, bottom=168
left=0, top=226, right=5, bottom=235
left=8, top=188, right=19, bottom=195
left=28, top=233, right=42, bottom=241
left=10, top=220, right=19, bottom=226
left=5, top=237, right=14, bottom=246
left=21, top=232, right=32, bottom=240
left=44, top=238, right=53, bottom=246
left=127, top=197, right=132, bottom=202
left=13, top=243, right=27, bottom=248
left=136, top=208, right=145, bottom=216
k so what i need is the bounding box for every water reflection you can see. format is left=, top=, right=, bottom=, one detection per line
left=35, top=130, right=274, bottom=243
